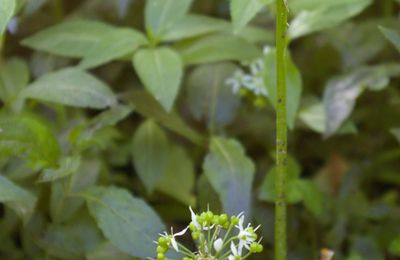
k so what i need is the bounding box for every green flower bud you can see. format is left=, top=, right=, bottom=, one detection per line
left=157, top=253, right=165, bottom=260
left=206, top=211, right=214, bottom=221
left=218, top=214, right=228, bottom=225
left=250, top=242, right=259, bottom=253
left=231, top=216, right=239, bottom=225
left=257, top=244, right=264, bottom=253
left=157, top=246, right=167, bottom=253
left=158, top=237, right=168, bottom=247
left=223, top=222, right=229, bottom=229
left=191, top=231, right=200, bottom=240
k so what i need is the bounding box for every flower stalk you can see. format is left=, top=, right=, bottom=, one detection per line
left=275, top=0, right=288, bottom=260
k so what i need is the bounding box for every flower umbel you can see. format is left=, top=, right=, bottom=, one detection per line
left=154, top=207, right=263, bottom=260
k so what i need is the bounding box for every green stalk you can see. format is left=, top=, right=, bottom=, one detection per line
left=275, top=0, right=288, bottom=260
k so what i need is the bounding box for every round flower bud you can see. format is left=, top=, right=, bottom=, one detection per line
left=158, top=237, right=168, bottom=247
left=157, top=253, right=165, bottom=260
left=191, top=231, right=200, bottom=240
left=213, top=238, right=223, bottom=252
left=157, top=246, right=167, bottom=253
left=218, top=214, right=228, bottom=225
left=257, top=244, right=264, bottom=253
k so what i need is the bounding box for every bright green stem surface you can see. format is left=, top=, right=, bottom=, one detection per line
left=275, top=0, right=288, bottom=260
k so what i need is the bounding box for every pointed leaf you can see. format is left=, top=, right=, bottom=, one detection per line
left=133, top=47, right=183, bottom=111
left=84, top=186, right=165, bottom=258
left=380, top=26, right=400, bottom=53
left=21, top=67, right=117, bottom=109
left=132, top=120, right=169, bottom=193
left=230, top=0, right=272, bottom=34
left=179, top=34, right=261, bottom=65
left=0, top=58, right=29, bottom=105
left=323, top=64, right=400, bottom=136
left=39, top=156, right=81, bottom=182
left=21, top=19, right=115, bottom=57
left=0, top=0, right=15, bottom=35
left=203, top=138, right=255, bottom=215
left=145, top=0, right=192, bottom=38
left=0, top=175, right=37, bottom=223
left=288, top=0, right=372, bottom=39
left=79, top=28, right=147, bottom=69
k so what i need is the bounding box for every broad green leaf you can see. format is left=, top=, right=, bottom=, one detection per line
left=389, top=236, right=400, bottom=256
left=0, top=0, right=15, bottom=35
left=288, top=0, right=372, bottom=40
left=0, top=175, right=37, bottom=223
left=235, top=26, right=275, bottom=44
left=79, top=28, right=147, bottom=69
left=21, top=19, right=115, bottom=57
left=125, top=90, right=204, bottom=146
left=380, top=26, right=400, bottom=53
left=36, top=218, right=102, bottom=259
left=0, top=58, right=29, bottom=106
left=230, top=0, right=272, bottom=34
left=203, top=138, right=255, bottom=215
left=157, top=145, right=195, bottom=205
left=38, top=156, right=81, bottom=182
left=21, top=67, right=117, bottom=109
left=50, top=159, right=100, bottom=223
left=179, top=34, right=261, bottom=65
left=132, top=120, right=169, bottom=193
left=145, top=0, right=192, bottom=38
left=299, top=102, right=357, bottom=134
left=163, top=14, right=229, bottom=41
left=133, top=47, right=183, bottom=111
left=323, top=64, right=400, bottom=136
left=259, top=157, right=302, bottom=203
left=263, top=48, right=302, bottom=129
left=391, top=128, right=400, bottom=144
left=86, top=242, right=132, bottom=260
left=84, top=186, right=165, bottom=258
left=297, top=180, right=324, bottom=216
left=0, top=113, right=60, bottom=167
left=186, top=62, right=240, bottom=128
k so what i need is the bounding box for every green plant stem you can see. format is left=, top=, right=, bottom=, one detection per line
left=275, top=0, right=288, bottom=260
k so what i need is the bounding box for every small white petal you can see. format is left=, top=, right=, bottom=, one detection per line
left=170, top=237, right=179, bottom=252
left=230, top=242, right=237, bottom=255
left=174, top=226, right=189, bottom=237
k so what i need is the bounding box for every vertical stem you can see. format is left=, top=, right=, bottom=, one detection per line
left=275, top=0, right=288, bottom=260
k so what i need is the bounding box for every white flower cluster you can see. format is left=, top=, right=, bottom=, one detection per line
left=225, top=47, right=272, bottom=98
left=154, top=207, right=263, bottom=260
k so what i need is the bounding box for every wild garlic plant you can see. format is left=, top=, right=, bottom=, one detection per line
left=154, top=207, right=263, bottom=260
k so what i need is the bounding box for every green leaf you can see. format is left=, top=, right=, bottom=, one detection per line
left=38, top=156, right=81, bottom=182
left=145, top=0, right=192, bottom=38
left=263, top=48, right=302, bottom=129
left=389, top=236, right=400, bottom=256
left=50, top=159, right=100, bottom=223
left=84, top=186, right=165, bottom=258
left=288, top=0, right=372, bottom=39
left=0, top=58, right=29, bottom=106
left=203, top=137, right=255, bottom=215
left=323, top=64, right=400, bottom=136
left=133, top=47, right=183, bottom=111
left=299, top=102, right=357, bottom=134
left=132, top=119, right=169, bottom=193
left=179, top=34, right=261, bottom=65
left=79, top=28, right=147, bottom=69
left=230, top=0, right=272, bottom=34
left=380, top=26, right=400, bottom=53
left=21, top=67, right=117, bottom=109
left=0, top=175, right=37, bottom=223
left=125, top=90, right=204, bottom=146
left=37, top=218, right=102, bottom=259
left=0, top=0, right=15, bottom=35
left=0, top=113, right=60, bottom=167
left=157, top=145, right=195, bottom=205
left=235, top=26, right=275, bottom=44
left=21, top=19, right=115, bottom=57
left=186, top=62, right=240, bottom=128
left=163, top=14, right=229, bottom=41
left=86, top=242, right=132, bottom=260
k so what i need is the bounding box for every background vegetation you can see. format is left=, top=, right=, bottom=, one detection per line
left=0, top=0, right=400, bottom=259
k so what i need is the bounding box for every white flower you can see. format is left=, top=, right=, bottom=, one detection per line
left=159, top=226, right=188, bottom=252
left=235, top=216, right=260, bottom=252
left=189, top=206, right=201, bottom=230
left=213, top=238, right=223, bottom=252
left=228, top=242, right=242, bottom=260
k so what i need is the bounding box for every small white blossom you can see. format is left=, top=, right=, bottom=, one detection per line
left=159, top=226, right=188, bottom=252
left=228, top=242, right=242, bottom=260
left=235, top=215, right=260, bottom=252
